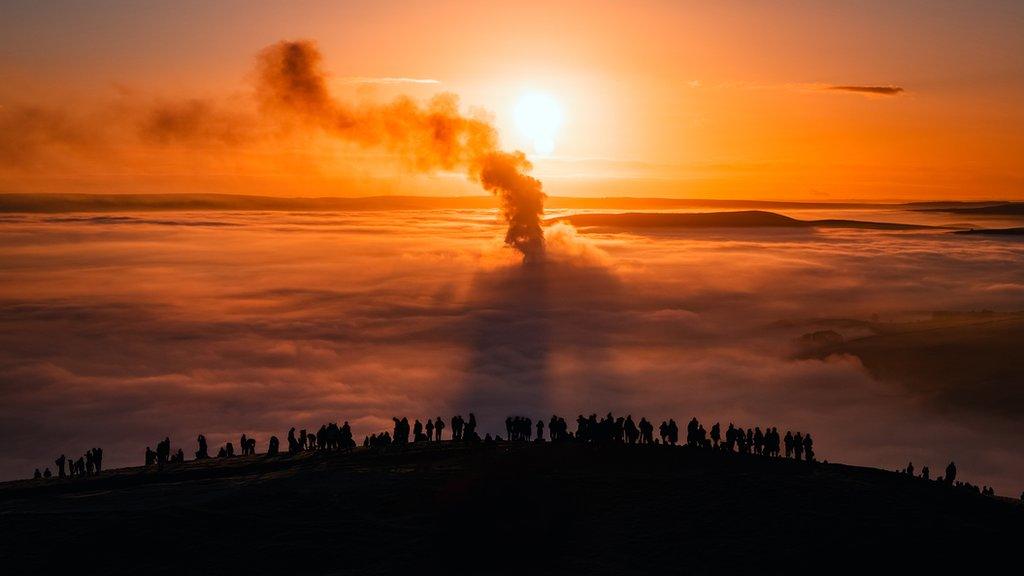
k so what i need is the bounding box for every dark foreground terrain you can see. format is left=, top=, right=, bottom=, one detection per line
left=1, top=442, right=1021, bottom=575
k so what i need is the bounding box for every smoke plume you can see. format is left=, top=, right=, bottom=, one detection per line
left=254, top=40, right=546, bottom=260
left=0, top=40, right=547, bottom=259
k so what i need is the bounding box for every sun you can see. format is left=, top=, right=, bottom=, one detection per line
left=514, top=91, right=564, bottom=156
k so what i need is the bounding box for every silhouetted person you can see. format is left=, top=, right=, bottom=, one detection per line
left=793, top=432, right=804, bottom=461
left=55, top=454, right=66, bottom=478
left=784, top=431, right=794, bottom=458
left=686, top=417, right=699, bottom=446
left=536, top=419, right=544, bottom=441
left=921, top=465, right=929, bottom=480
left=241, top=434, right=249, bottom=456
left=945, top=461, right=957, bottom=485
left=906, top=462, right=914, bottom=476
left=802, top=433, right=813, bottom=462
left=623, top=416, right=638, bottom=445
left=288, top=427, right=300, bottom=453
left=341, top=421, right=354, bottom=451
left=414, top=419, right=424, bottom=442
left=268, top=435, right=280, bottom=456
left=225, top=442, right=235, bottom=457
left=426, top=418, right=434, bottom=441
left=92, top=447, right=103, bottom=473
left=156, top=437, right=171, bottom=467
left=451, top=415, right=463, bottom=441
left=43, top=467, right=52, bottom=479
left=196, top=434, right=209, bottom=459
left=434, top=417, right=445, bottom=441
left=639, top=418, right=654, bottom=444
left=393, top=418, right=404, bottom=445
left=710, top=423, right=721, bottom=449
left=668, top=419, right=679, bottom=445
left=33, top=468, right=41, bottom=480
left=741, top=427, right=750, bottom=453
left=76, top=456, right=85, bottom=476
left=145, top=446, right=156, bottom=466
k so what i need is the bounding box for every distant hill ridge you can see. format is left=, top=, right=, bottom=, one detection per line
left=0, top=192, right=1013, bottom=213
left=554, top=210, right=937, bottom=230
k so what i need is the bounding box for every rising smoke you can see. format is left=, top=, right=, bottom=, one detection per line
left=0, top=40, right=547, bottom=260
left=254, top=40, right=546, bottom=260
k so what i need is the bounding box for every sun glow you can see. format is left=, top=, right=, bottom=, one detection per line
left=514, top=91, right=564, bottom=157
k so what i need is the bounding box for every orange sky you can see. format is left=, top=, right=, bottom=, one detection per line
left=1, top=0, right=1022, bottom=200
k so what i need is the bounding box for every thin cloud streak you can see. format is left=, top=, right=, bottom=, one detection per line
left=340, top=77, right=441, bottom=85
left=826, top=85, right=905, bottom=96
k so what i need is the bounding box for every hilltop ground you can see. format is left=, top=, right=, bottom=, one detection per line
left=1, top=441, right=1020, bottom=575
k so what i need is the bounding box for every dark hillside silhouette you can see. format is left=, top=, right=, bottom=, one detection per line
left=3, top=408, right=1021, bottom=575
left=1, top=440, right=1020, bottom=575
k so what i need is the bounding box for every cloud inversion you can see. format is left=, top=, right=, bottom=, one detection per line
left=2, top=207, right=1024, bottom=494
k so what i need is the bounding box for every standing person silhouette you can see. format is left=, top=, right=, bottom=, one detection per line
left=196, top=435, right=209, bottom=459
left=451, top=415, right=463, bottom=441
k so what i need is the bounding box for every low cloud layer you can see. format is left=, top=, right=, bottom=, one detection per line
left=1, top=207, right=1023, bottom=493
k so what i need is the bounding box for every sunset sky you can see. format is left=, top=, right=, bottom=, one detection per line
left=2, top=1, right=1024, bottom=496
left=2, top=0, right=1022, bottom=199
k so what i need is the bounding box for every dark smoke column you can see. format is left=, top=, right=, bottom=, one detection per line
left=254, top=40, right=546, bottom=261
left=479, top=151, right=545, bottom=262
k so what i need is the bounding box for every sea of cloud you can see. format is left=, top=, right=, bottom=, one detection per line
left=1, top=208, right=1023, bottom=493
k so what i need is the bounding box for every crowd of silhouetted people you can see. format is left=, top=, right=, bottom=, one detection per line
left=27, top=411, right=1019, bottom=501
left=897, top=460, right=1002, bottom=496
left=363, top=414, right=477, bottom=447
left=34, top=447, right=104, bottom=480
